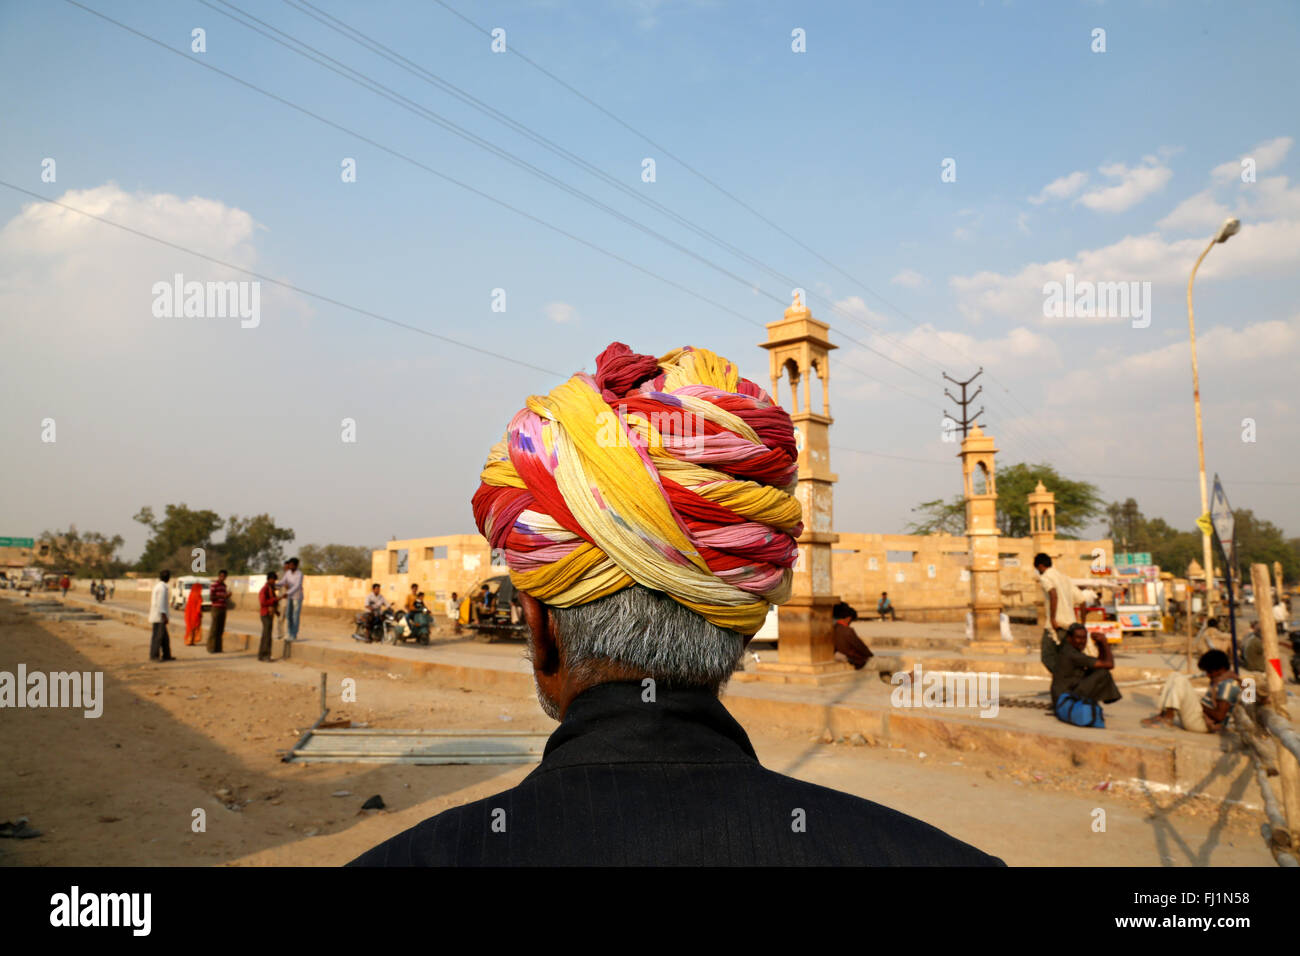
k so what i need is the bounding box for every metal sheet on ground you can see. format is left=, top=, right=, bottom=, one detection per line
left=287, top=728, right=549, bottom=765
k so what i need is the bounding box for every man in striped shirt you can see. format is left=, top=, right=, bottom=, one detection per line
left=207, top=570, right=230, bottom=654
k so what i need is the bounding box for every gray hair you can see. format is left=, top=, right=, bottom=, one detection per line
left=549, top=585, right=745, bottom=695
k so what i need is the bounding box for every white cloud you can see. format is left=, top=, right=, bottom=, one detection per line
left=544, top=301, right=579, bottom=323
left=952, top=218, right=1300, bottom=325
left=832, top=295, right=890, bottom=328
left=1212, top=136, right=1293, bottom=183
left=857, top=323, right=1061, bottom=372
left=1028, top=170, right=1088, bottom=205
left=1076, top=157, right=1172, bottom=212
left=1156, top=189, right=1232, bottom=233
left=0, top=183, right=306, bottom=355
left=890, top=269, right=926, bottom=288
left=1051, top=313, right=1300, bottom=399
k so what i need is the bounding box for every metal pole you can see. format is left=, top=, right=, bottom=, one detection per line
left=1187, top=236, right=1217, bottom=617
left=1251, top=563, right=1300, bottom=843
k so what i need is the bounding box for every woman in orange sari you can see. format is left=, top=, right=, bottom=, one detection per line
left=184, top=582, right=204, bottom=645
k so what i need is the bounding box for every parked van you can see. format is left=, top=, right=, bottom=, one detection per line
left=170, top=576, right=214, bottom=610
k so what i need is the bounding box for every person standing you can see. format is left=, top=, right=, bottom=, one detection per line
left=183, top=581, right=204, bottom=645
left=59, top=573, right=70, bottom=600
left=108, top=579, right=115, bottom=600
left=281, top=557, right=304, bottom=642
left=207, top=570, right=229, bottom=653
left=448, top=591, right=461, bottom=634
left=275, top=560, right=290, bottom=640
left=1035, top=553, right=1078, bottom=673
left=258, top=571, right=279, bottom=662
left=148, top=570, right=175, bottom=662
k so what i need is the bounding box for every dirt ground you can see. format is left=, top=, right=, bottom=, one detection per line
left=0, top=598, right=1276, bottom=866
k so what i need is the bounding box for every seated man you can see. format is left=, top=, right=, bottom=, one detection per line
left=363, top=583, right=390, bottom=639
left=832, top=601, right=873, bottom=670
left=877, top=591, right=897, bottom=621
left=1144, top=650, right=1241, bottom=733
left=474, top=583, right=497, bottom=622
left=1197, top=616, right=1228, bottom=653
left=404, top=583, right=420, bottom=614
left=1051, top=622, right=1121, bottom=711
left=351, top=341, right=1000, bottom=866
left=1240, top=622, right=1265, bottom=673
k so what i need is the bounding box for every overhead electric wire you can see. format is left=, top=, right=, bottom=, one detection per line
left=215, top=0, right=960, bottom=395
left=428, top=0, right=1063, bottom=443
left=64, top=0, right=947, bottom=409
left=62, top=0, right=1142, bottom=478
left=61, top=0, right=780, bottom=338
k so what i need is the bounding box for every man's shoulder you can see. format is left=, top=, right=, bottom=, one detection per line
left=347, top=791, right=510, bottom=867
left=349, top=764, right=1002, bottom=867
left=750, top=765, right=1001, bottom=865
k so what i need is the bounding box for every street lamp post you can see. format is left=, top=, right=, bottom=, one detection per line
left=1186, top=217, right=1240, bottom=619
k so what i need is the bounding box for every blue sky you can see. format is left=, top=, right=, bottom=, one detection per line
left=2, top=0, right=1297, bottom=561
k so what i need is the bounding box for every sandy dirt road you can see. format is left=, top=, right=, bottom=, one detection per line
left=0, top=599, right=1274, bottom=866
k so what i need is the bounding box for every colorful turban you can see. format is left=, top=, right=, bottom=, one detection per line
left=472, top=342, right=803, bottom=635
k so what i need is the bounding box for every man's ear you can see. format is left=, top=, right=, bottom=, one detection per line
left=520, top=591, right=559, bottom=674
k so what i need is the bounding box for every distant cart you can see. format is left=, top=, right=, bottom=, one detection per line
left=464, top=573, right=527, bottom=643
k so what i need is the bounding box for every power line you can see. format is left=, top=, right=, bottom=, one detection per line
left=60, top=0, right=776, bottom=336
left=217, top=0, right=957, bottom=397
left=66, top=0, right=950, bottom=411
left=428, top=0, right=1060, bottom=437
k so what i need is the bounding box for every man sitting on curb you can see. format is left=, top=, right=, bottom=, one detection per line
left=1051, top=622, right=1121, bottom=712
left=1143, top=650, right=1241, bottom=733
left=832, top=601, right=873, bottom=670
left=877, top=591, right=897, bottom=621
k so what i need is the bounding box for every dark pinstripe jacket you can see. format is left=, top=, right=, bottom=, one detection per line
left=348, top=680, right=1003, bottom=867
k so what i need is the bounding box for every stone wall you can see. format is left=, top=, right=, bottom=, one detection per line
left=832, top=532, right=1113, bottom=622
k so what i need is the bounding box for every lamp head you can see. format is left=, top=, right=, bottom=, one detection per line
left=1214, top=218, right=1241, bottom=243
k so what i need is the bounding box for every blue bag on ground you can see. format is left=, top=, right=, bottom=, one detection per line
left=1055, top=692, right=1105, bottom=728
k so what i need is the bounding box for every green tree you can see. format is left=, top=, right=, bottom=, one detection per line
left=906, top=498, right=966, bottom=535
left=907, top=462, right=1103, bottom=538
left=133, top=504, right=223, bottom=572
left=223, top=513, right=295, bottom=574
left=1230, top=509, right=1299, bottom=583
left=35, top=525, right=128, bottom=577
left=994, top=463, right=1102, bottom=538
left=298, top=543, right=373, bottom=578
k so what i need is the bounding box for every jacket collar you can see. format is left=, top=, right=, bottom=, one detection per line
left=530, top=680, right=758, bottom=774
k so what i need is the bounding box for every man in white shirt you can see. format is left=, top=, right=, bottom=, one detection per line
left=148, top=569, right=175, bottom=662
left=1035, top=553, right=1078, bottom=673
left=280, top=557, right=305, bottom=641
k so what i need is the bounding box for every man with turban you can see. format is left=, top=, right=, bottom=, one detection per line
left=351, top=343, right=999, bottom=866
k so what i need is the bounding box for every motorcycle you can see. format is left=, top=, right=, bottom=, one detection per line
left=352, top=607, right=401, bottom=644
left=401, top=603, right=434, bottom=645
